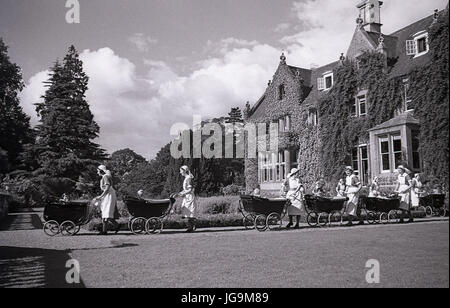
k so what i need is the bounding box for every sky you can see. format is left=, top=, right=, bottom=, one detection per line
left=1, top=0, right=447, bottom=160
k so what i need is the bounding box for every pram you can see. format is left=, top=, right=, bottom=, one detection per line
left=239, top=195, right=288, bottom=232
left=303, top=195, right=348, bottom=227
left=43, top=200, right=94, bottom=236
left=124, top=197, right=175, bottom=235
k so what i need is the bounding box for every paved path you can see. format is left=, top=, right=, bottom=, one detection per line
left=0, top=210, right=448, bottom=288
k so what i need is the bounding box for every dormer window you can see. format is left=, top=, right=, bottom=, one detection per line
left=406, top=31, right=429, bottom=58
left=278, top=84, right=286, bottom=100
left=317, top=72, right=334, bottom=91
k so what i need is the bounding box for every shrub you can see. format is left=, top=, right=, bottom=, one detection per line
left=196, top=196, right=240, bottom=215
left=221, top=184, right=245, bottom=196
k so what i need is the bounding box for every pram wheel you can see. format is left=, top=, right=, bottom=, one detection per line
left=266, top=213, right=282, bottom=231
left=131, top=217, right=146, bottom=235
left=60, top=221, right=77, bottom=236
left=145, top=217, right=163, bottom=234
left=318, top=213, right=328, bottom=227
left=243, top=214, right=256, bottom=230
left=388, top=210, right=399, bottom=223
left=329, top=211, right=341, bottom=227
left=367, top=212, right=377, bottom=224
left=254, top=215, right=268, bottom=232
left=425, top=206, right=433, bottom=217
left=379, top=213, right=389, bottom=224
left=306, top=212, right=319, bottom=227
left=43, top=220, right=60, bottom=236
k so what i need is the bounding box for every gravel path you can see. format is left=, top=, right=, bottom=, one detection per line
left=0, top=211, right=448, bottom=288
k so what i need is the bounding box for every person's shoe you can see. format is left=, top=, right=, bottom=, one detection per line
left=185, top=228, right=195, bottom=233
left=345, top=221, right=353, bottom=227
left=399, top=219, right=405, bottom=224
left=293, top=225, right=300, bottom=229
left=408, top=218, right=414, bottom=223
left=358, top=221, right=365, bottom=226
left=285, top=223, right=293, bottom=229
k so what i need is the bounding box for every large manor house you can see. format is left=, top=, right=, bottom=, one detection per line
left=244, top=0, right=447, bottom=194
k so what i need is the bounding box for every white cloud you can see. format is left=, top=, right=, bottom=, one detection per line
left=279, top=0, right=448, bottom=68
left=19, top=0, right=448, bottom=159
left=20, top=70, right=50, bottom=126
left=19, top=44, right=280, bottom=159
left=274, top=23, right=291, bottom=33
left=128, top=33, right=158, bottom=52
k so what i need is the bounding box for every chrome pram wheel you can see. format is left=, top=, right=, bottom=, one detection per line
left=306, top=212, right=319, bottom=227
left=131, top=217, right=146, bottom=235
left=43, top=220, right=60, bottom=237
left=266, top=213, right=282, bottom=231
left=379, top=213, right=389, bottom=224
left=425, top=206, right=433, bottom=217
left=367, top=212, right=377, bottom=224
left=388, top=210, right=399, bottom=223
left=145, top=217, right=163, bottom=234
left=60, top=221, right=77, bottom=236
left=254, top=215, right=268, bottom=232
left=243, top=214, right=256, bottom=230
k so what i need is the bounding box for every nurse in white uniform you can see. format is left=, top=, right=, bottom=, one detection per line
left=344, top=166, right=363, bottom=226
left=283, top=168, right=304, bottom=229
left=395, top=165, right=413, bottom=223
left=177, top=166, right=197, bottom=233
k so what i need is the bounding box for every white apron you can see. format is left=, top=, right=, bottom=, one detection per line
left=398, top=174, right=411, bottom=211
left=181, top=175, right=196, bottom=219
left=286, top=178, right=303, bottom=216
left=100, top=175, right=117, bottom=219
left=410, top=179, right=422, bottom=208
left=345, top=174, right=360, bottom=217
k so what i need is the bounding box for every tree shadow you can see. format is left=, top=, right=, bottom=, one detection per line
left=0, top=246, right=85, bottom=288
left=0, top=214, right=43, bottom=231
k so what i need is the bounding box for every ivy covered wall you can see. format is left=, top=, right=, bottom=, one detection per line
left=245, top=7, right=448, bottom=192
left=409, top=9, right=449, bottom=186
left=318, top=52, right=404, bottom=183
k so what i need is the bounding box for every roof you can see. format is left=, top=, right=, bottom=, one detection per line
left=247, top=8, right=445, bottom=118
left=369, top=112, right=420, bottom=131
left=387, top=13, right=436, bottom=78
left=303, top=61, right=340, bottom=107
left=288, top=66, right=312, bottom=87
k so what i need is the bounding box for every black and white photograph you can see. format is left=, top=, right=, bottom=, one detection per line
left=0, top=0, right=448, bottom=291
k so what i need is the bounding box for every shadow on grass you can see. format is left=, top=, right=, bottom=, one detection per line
left=0, top=213, right=43, bottom=231
left=0, top=246, right=85, bottom=288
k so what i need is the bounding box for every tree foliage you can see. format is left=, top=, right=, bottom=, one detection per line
left=0, top=38, right=33, bottom=174
left=32, top=45, right=106, bottom=198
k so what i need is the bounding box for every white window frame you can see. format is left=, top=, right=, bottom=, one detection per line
left=357, top=94, right=367, bottom=117
left=379, top=137, right=391, bottom=174
left=323, top=72, right=334, bottom=91
left=278, top=118, right=285, bottom=133
left=317, top=77, right=325, bottom=91
left=378, top=134, right=402, bottom=174
left=403, top=78, right=413, bottom=112
left=308, top=109, right=318, bottom=126
left=284, top=115, right=291, bottom=131
left=391, top=135, right=403, bottom=170
left=406, top=31, right=429, bottom=58
left=276, top=151, right=287, bottom=182
left=414, top=32, right=429, bottom=58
